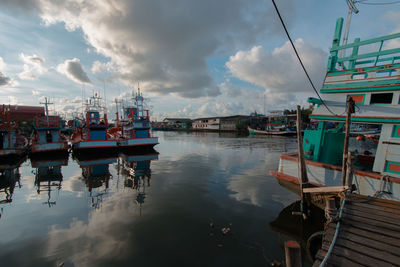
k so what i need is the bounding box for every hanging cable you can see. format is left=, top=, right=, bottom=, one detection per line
left=271, top=0, right=339, bottom=116
left=358, top=0, right=400, bottom=5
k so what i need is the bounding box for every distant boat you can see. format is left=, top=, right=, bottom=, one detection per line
left=71, top=92, right=118, bottom=154
left=248, top=112, right=297, bottom=136
left=109, top=87, right=158, bottom=151
left=0, top=105, right=28, bottom=158
left=30, top=97, right=68, bottom=155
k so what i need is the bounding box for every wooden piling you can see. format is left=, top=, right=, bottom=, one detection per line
left=341, top=97, right=354, bottom=186
left=325, top=197, right=337, bottom=222
left=285, top=240, right=302, bottom=267
left=345, top=151, right=355, bottom=189
left=297, top=105, right=309, bottom=217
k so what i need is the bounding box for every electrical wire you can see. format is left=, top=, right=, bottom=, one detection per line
left=271, top=0, right=339, bottom=116
left=358, top=0, right=400, bottom=5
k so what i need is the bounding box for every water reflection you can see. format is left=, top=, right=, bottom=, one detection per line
left=0, top=157, right=24, bottom=209
left=120, top=152, right=159, bottom=214
left=31, top=155, right=68, bottom=207
left=269, top=201, right=325, bottom=263
left=74, top=154, right=118, bottom=209
left=0, top=132, right=305, bottom=266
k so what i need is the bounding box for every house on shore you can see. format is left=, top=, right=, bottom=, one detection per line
left=192, top=115, right=250, bottom=131
left=162, top=118, right=192, bottom=129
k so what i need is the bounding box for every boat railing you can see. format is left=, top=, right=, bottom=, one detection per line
left=328, top=18, right=400, bottom=72
left=35, top=116, right=60, bottom=128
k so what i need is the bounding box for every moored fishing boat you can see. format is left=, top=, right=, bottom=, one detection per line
left=248, top=112, right=296, bottom=136
left=30, top=98, right=68, bottom=156
left=71, top=93, right=117, bottom=154
left=0, top=105, right=28, bottom=158
left=109, top=88, right=158, bottom=151
left=270, top=17, right=400, bottom=201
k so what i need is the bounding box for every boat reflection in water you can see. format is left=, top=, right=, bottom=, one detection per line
left=0, top=158, right=25, bottom=214
left=31, top=154, right=68, bottom=207
left=269, top=201, right=325, bottom=263
left=74, top=153, right=118, bottom=209
left=120, top=151, right=159, bottom=214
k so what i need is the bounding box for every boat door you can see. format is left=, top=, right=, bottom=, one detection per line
left=373, top=124, right=400, bottom=178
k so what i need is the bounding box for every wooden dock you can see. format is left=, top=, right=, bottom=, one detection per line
left=313, top=194, right=400, bottom=266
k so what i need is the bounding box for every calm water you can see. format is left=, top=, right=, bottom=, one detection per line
left=0, top=131, right=317, bottom=267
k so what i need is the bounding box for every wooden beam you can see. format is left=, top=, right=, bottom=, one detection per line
left=303, top=186, right=349, bottom=193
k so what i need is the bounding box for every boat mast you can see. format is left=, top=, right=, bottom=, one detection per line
left=340, top=0, right=359, bottom=62
left=40, top=97, right=53, bottom=124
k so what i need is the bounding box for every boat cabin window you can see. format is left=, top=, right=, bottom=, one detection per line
left=0, top=133, right=3, bottom=149
left=370, top=93, right=393, bottom=104
left=376, top=70, right=397, bottom=77
left=351, top=73, right=368, bottom=80
left=46, top=130, right=52, bottom=143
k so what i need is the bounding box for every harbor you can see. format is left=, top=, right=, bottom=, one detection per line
left=1, top=0, right=400, bottom=266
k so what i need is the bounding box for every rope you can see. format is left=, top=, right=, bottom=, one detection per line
left=271, top=0, right=339, bottom=117
left=319, top=199, right=346, bottom=267
left=373, top=175, right=392, bottom=198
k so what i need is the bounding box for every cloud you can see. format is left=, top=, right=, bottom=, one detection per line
left=226, top=39, right=327, bottom=93
left=0, top=57, right=6, bottom=71
left=0, top=72, right=12, bottom=86
left=0, top=57, right=13, bottom=87
left=45, top=190, right=139, bottom=266
left=91, top=60, right=116, bottom=74
left=18, top=53, right=47, bottom=80
left=2, top=0, right=296, bottom=98
left=57, top=58, right=91, bottom=85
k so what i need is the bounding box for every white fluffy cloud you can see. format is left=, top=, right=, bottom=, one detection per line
left=18, top=53, right=47, bottom=80
left=57, top=58, right=91, bottom=85
left=226, top=39, right=327, bottom=93
left=2, top=0, right=296, bottom=98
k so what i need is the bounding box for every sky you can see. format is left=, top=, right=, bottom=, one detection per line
left=0, top=0, right=399, bottom=121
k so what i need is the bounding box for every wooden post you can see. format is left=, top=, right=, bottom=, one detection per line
left=325, top=197, right=337, bottom=222
left=285, top=240, right=302, bottom=267
left=345, top=151, right=355, bottom=189
left=297, top=105, right=309, bottom=216
left=341, top=97, right=354, bottom=186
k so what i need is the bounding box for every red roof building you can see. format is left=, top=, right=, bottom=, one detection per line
left=1, top=105, right=45, bottom=121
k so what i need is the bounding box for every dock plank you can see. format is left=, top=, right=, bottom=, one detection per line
left=327, top=223, right=400, bottom=249
left=343, top=206, right=400, bottom=227
left=345, top=202, right=400, bottom=220
left=324, top=231, right=400, bottom=263
left=314, top=249, right=364, bottom=267
left=314, top=194, right=400, bottom=266
left=322, top=242, right=395, bottom=267
left=341, top=210, right=400, bottom=232
left=349, top=201, right=400, bottom=216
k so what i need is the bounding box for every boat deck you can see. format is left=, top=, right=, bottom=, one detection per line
left=314, top=194, right=400, bottom=266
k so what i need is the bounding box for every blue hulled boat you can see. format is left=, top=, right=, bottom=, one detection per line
left=30, top=98, right=68, bottom=155
left=110, top=88, right=158, bottom=151
left=71, top=93, right=117, bottom=154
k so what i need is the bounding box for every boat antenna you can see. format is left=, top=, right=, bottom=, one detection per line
left=340, top=0, right=359, bottom=60
left=40, top=97, right=53, bottom=124
left=103, top=79, right=107, bottom=111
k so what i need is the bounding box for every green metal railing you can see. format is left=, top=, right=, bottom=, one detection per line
left=328, top=18, right=400, bottom=71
